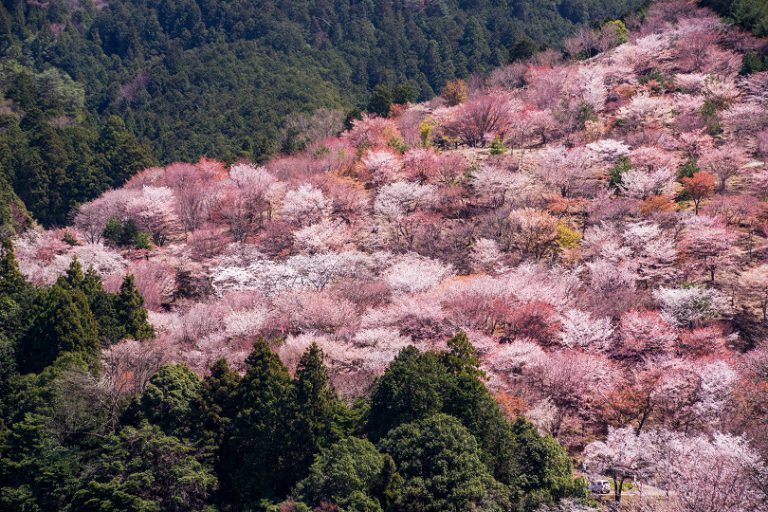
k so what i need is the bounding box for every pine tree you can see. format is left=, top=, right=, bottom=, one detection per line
left=81, top=266, right=123, bottom=345
left=219, top=339, right=293, bottom=504
left=0, top=238, right=32, bottom=345
left=63, top=256, right=84, bottom=289
left=96, top=116, right=156, bottom=187
left=115, top=275, right=154, bottom=340
left=288, top=343, right=343, bottom=482
left=0, top=238, right=27, bottom=299
left=193, top=358, right=241, bottom=455
left=19, top=284, right=100, bottom=373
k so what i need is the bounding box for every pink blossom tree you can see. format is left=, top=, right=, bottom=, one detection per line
left=680, top=216, right=738, bottom=283
left=441, top=92, right=518, bottom=147
left=699, top=143, right=750, bottom=192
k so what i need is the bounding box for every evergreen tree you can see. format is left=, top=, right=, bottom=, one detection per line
left=82, top=267, right=123, bottom=345
left=378, top=414, right=511, bottom=512
left=461, top=17, right=491, bottom=74
left=288, top=343, right=344, bottom=482
left=114, top=275, right=154, bottom=340
left=0, top=355, right=92, bottom=511
left=96, top=116, right=156, bottom=188
left=367, top=346, right=445, bottom=440
left=367, top=84, right=394, bottom=117
left=70, top=423, right=217, bottom=512
left=124, top=364, right=202, bottom=439
left=63, top=256, right=84, bottom=289
left=0, top=239, right=31, bottom=375
left=192, top=358, right=241, bottom=455
left=0, top=172, right=32, bottom=235
left=294, top=436, right=397, bottom=511
left=219, top=339, right=293, bottom=505
left=19, top=283, right=100, bottom=373
left=0, top=238, right=28, bottom=300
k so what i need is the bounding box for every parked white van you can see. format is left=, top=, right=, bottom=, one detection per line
left=589, top=479, right=611, bottom=494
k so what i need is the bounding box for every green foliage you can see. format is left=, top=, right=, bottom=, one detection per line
left=367, top=331, right=584, bottom=506
left=489, top=136, right=508, bottom=155
left=367, top=85, right=395, bottom=117
left=639, top=68, right=674, bottom=92
left=18, top=282, right=100, bottom=374
left=115, top=275, right=155, bottom=340
left=509, top=419, right=588, bottom=508
left=605, top=19, right=629, bottom=43
left=379, top=414, right=511, bottom=512
left=69, top=422, right=217, bottom=512
left=419, top=119, right=434, bottom=148
left=577, top=101, right=598, bottom=128
left=0, top=172, right=32, bottom=235
left=219, top=339, right=294, bottom=504
left=702, top=0, right=768, bottom=36
left=124, top=364, right=202, bottom=438
left=0, top=409, right=81, bottom=511
left=96, top=116, right=156, bottom=188
left=741, top=50, right=768, bottom=74
left=294, top=437, right=395, bottom=511
left=608, top=156, right=632, bottom=189
left=192, top=358, right=241, bottom=455
left=103, top=218, right=152, bottom=249
left=677, top=159, right=700, bottom=180
left=0, top=355, right=95, bottom=511
left=288, top=344, right=346, bottom=480
left=701, top=98, right=724, bottom=136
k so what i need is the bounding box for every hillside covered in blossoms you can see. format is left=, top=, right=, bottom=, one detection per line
left=4, top=1, right=768, bottom=511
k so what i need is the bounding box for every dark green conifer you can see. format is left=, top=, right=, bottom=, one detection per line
left=115, top=275, right=154, bottom=340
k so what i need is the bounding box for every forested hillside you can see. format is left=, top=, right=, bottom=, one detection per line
left=701, top=0, right=768, bottom=35
left=0, top=0, right=647, bottom=228
left=4, top=0, right=768, bottom=511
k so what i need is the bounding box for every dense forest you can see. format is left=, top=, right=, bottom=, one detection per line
left=701, top=0, right=768, bottom=36
left=0, top=0, right=649, bottom=228
left=0, top=240, right=584, bottom=511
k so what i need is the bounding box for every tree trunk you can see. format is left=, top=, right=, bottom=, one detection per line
left=614, top=474, right=625, bottom=502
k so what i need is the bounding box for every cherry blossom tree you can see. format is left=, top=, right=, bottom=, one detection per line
left=739, top=264, right=768, bottom=321
left=699, top=143, right=750, bottom=192
left=617, top=310, right=677, bottom=361
left=343, top=115, right=402, bottom=149
left=529, top=146, right=596, bottom=198
left=654, top=286, right=726, bottom=327
left=165, top=161, right=222, bottom=232
left=525, top=350, right=617, bottom=440
left=559, top=309, right=614, bottom=351
left=584, top=426, right=660, bottom=502
left=619, top=167, right=677, bottom=200
left=128, top=261, right=176, bottom=309
left=126, top=186, right=181, bottom=244
left=383, top=254, right=453, bottom=294
left=279, top=184, right=332, bottom=227
left=662, top=432, right=768, bottom=512
left=470, top=238, right=508, bottom=275
left=441, top=92, right=519, bottom=147
left=401, top=148, right=441, bottom=183
left=680, top=216, right=738, bottom=282
left=507, top=208, right=559, bottom=260
left=587, top=259, right=638, bottom=315
left=362, top=149, right=403, bottom=184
